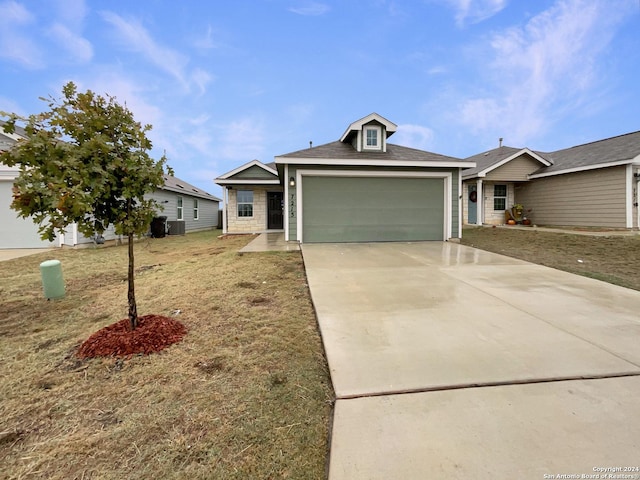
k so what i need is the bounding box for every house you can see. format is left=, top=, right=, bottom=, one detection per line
left=1, top=126, right=221, bottom=248
left=59, top=174, right=221, bottom=246
left=462, top=131, right=640, bottom=229
left=1, top=125, right=60, bottom=248
left=216, top=113, right=475, bottom=243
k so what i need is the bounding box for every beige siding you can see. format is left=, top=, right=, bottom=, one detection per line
left=515, top=166, right=627, bottom=227
left=485, top=154, right=543, bottom=182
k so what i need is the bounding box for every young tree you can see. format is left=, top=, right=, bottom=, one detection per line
left=1, top=82, right=170, bottom=330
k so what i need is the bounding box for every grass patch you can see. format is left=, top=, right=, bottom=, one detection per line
left=461, top=226, right=640, bottom=291
left=0, top=230, right=333, bottom=479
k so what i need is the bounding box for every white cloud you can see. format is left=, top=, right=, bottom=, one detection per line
left=191, top=68, right=214, bottom=95
left=392, top=124, right=435, bottom=150
left=445, top=0, right=508, bottom=26
left=77, top=71, right=163, bottom=127
left=101, top=11, right=214, bottom=94
left=51, top=0, right=88, bottom=29
left=289, top=1, right=330, bottom=16
left=194, top=25, right=218, bottom=50
left=48, top=23, right=93, bottom=62
left=0, top=0, right=42, bottom=68
left=101, top=11, right=190, bottom=87
left=217, top=117, right=266, bottom=161
left=455, top=0, right=632, bottom=144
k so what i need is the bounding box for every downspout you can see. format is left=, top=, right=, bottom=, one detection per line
left=477, top=179, right=483, bottom=225
left=626, top=164, right=633, bottom=229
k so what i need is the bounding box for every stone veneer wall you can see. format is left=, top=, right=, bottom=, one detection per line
left=227, top=187, right=269, bottom=233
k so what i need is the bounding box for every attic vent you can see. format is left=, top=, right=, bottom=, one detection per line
left=176, top=184, right=184, bottom=188
left=192, top=188, right=198, bottom=193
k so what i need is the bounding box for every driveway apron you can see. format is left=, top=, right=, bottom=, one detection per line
left=301, top=242, right=640, bottom=479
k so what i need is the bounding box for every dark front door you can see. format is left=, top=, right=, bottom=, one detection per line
left=267, top=192, right=284, bottom=229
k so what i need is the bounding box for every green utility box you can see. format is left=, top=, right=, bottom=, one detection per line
left=40, top=259, right=65, bottom=299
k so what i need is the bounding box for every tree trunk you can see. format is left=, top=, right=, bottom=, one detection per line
left=128, top=231, right=138, bottom=330
left=127, top=198, right=138, bottom=329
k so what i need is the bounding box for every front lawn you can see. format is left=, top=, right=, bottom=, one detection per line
left=461, top=226, right=640, bottom=291
left=0, top=231, right=332, bottom=479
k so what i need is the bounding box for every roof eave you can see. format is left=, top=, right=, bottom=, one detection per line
left=216, top=159, right=278, bottom=180
left=275, top=156, right=475, bottom=169
left=529, top=158, right=637, bottom=179
left=215, top=179, right=281, bottom=185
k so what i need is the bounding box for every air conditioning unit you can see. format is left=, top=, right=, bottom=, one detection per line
left=166, top=220, right=185, bottom=235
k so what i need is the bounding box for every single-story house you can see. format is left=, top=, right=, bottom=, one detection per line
left=216, top=113, right=475, bottom=243
left=1, top=126, right=220, bottom=248
left=462, top=131, right=640, bottom=229
left=60, top=175, right=221, bottom=246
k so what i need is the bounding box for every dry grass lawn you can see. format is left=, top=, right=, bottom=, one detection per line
left=461, top=226, right=640, bottom=291
left=0, top=231, right=333, bottom=479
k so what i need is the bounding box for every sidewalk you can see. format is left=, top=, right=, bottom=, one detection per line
left=0, top=248, right=52, bottom=262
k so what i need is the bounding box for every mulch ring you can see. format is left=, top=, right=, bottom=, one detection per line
left=76, top=314, right=187, bottom=359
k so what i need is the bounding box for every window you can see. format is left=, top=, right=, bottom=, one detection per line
left=177, top=196, right=183, bottom=220
left=237, top=190, right=253, bottom=217
left=364, top=126, right=381, bottom=150
left=493, top=185, right=507, bottom=210
left=193, top=199, right=199, bottom=220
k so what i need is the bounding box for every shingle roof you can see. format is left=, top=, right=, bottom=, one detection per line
left=532, top=130, right=640, bottom=175
left=462, top=130, right=640, bottom=179
left=277, top=140, right=466, bottom=164
left=162, top=174, right=221, bottom=202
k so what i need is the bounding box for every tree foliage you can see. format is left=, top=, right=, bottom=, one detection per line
left=1, top=82, right=171, bottom=329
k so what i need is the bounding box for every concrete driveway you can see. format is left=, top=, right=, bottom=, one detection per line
left=302, top=242, right=640, bottom=479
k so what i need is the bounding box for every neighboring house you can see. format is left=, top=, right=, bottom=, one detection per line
left=1, top=126, right=61, bottom=248
left=1, top=126, right=220, bottom=248
left=216, top=113, right=475, bottom=243
left=61, top=175, right=221, bottom=246
left=462, top=131, right=640, bottom=229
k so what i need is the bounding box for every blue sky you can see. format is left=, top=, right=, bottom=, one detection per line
left=1, top=0, right=638, bottom=196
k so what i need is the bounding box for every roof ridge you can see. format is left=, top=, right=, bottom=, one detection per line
left=553, top=130, right=640, bottom=153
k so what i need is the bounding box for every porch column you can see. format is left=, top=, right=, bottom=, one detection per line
left=222, top=187, right=228, bottom=234
left=476, top=179, right=483, bottom=225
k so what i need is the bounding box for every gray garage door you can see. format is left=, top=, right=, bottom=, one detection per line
left=0, top=181, right=53, bottom=248
left=302, top=176, right=445, bottom=243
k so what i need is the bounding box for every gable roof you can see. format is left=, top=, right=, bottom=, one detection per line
left=214, top=159, right=280, bottom=185
left=276, top=140, right=474, bottom=168
left=530, top=130, right=640, bottom=178
left=339, top=112, right=397, bottom=143
left=162, top=174, right=221, bottom=201
left=462, top=146, right=552, bottom=180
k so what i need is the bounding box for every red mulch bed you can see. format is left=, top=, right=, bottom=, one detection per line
left=76, top=314, right=187, bottom=359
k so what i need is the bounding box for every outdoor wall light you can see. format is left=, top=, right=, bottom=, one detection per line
left=289, top=177, right=295, bottom=187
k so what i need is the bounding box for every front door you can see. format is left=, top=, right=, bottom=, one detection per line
left=468, top=185, right=477, bottom=224
left=267, top=192, right=284, bottom=229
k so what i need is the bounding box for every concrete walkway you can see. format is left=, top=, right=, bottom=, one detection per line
left=301, top=242, right=640, bottom=479
left=0, top=248, right=52, bottom=262
left=238, top=232, right=300, bottom=253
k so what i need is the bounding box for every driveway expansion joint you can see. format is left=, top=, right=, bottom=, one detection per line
left=335, top=370, right=640, bottom=401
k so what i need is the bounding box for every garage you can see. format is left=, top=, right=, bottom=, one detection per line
left=0, top=181, right=53, bottom=248
left=301, top=175, right=445, bottom=243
